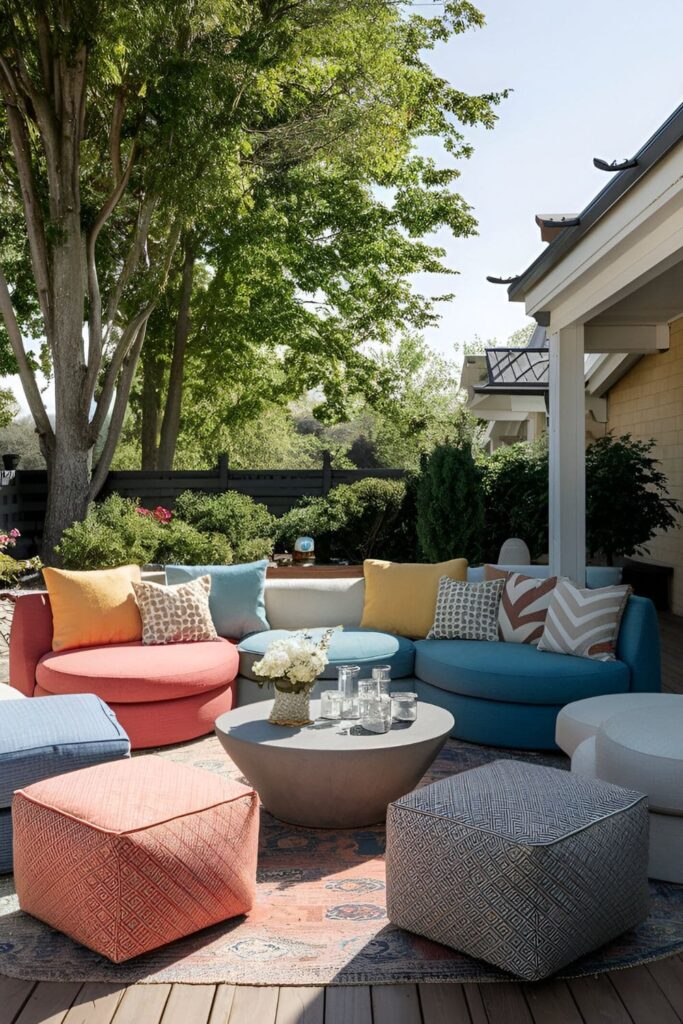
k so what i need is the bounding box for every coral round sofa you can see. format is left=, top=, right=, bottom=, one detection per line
left=9, top=592, right=238, bottom=749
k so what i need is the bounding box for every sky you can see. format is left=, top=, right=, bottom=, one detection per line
left=416, top=0, right=683, bottom=358
left=6, top=0, right=683, bottom=415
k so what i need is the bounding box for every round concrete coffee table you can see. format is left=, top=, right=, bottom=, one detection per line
left=215, top=700, right=454, bottom=828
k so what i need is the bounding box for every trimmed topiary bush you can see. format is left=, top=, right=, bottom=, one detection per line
left=480, top=436, right=549, bottom=563
left=415, top=441, right=484, bottom=563
left=174, top=491, right=276, bottom=562
left=153, top=519, right=233, bottom=566
left=278, top=477, right=407, bottom=563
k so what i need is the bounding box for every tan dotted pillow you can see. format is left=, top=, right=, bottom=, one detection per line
left=132, top=575, right=217, bottom=645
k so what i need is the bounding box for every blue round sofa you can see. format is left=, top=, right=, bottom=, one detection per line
left=234, top=569, right=661, bottom=752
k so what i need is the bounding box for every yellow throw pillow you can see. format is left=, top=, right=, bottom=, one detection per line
left=360, top=558, right=468, bottom=639
left=43, top=564, right=143, bottom=652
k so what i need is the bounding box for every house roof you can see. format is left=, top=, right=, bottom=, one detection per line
left=508, top=101, right=683, bottom=303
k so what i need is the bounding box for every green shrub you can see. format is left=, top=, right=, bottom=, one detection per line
left=586, top=434, right=683, bottom=564
left=56, top=493, right=234, bottom=569
left=479, top=432, right=683, bottom=566
left=416, top=441, right=484, bottom=563
left=278, top=477, right=407, bottom=562
left=174, top=491, right=276, bottom=562
left=153, top=519, right=233, bottom=565
left=480, top=437, right=549, bottom=562
left=56, top=494, right=162, bottom=570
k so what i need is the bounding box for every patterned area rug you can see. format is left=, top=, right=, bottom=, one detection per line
left=1, top=734, right=682, bottom=985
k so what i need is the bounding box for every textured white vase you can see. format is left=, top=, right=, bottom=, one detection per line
left=497, top=538, right=531, bottom=565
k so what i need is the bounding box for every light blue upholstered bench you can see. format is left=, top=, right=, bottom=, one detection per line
left=0, top=693, right=130, bottom=872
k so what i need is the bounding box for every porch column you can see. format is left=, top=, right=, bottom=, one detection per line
left=548, top=325, right=586, bottom=586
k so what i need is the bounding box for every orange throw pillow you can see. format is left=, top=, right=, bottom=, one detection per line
left=360, top=558, right=468, bottom=639
left=43, top=565, right=142, bottom=651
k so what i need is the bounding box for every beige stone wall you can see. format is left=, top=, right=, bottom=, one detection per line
left=606, top=316, right=683, bottom=613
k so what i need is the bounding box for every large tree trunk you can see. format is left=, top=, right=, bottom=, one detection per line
left=157, top=242, right=194, bottom=470
left=43, top=442, right=93, bottom=561
left=141, top=350, right=164, bottom=470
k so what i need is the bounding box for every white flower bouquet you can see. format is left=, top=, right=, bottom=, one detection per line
left=252, top=627, right=341, bottom=694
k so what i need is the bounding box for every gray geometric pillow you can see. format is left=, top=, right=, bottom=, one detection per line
left=427, top=577, right=505, bottom=641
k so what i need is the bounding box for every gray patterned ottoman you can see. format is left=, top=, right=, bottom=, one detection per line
left=385, top=760, right=649, bottom=980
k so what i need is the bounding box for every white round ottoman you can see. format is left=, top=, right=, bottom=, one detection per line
left=555, top=692, right=681, bottom=756
left=558, top=695, right=683, bottom=883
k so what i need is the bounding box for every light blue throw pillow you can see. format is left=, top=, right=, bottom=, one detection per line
left=165, top=561, right=269, bottom=639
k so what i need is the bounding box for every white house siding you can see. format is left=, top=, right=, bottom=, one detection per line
left=606, top=316, right=683, bottom=614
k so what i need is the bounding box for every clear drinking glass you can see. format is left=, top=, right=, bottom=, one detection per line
left=358, top=678, right=380, bottom=719
left=372, top=664, right=392, bottom=695
left=391, top=691, right=418, bottom=722
left=321, top=689, right=343, bottom=719
left=337, top=664, right=360, bottom=721
left=360, top=693, right=393, bottom=734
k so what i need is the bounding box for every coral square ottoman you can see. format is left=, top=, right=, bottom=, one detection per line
left=385, top=760, right=649, bottom=981
left=0, top=693, right=130, bottom=873
left=13, top=756, right=259, bottom=962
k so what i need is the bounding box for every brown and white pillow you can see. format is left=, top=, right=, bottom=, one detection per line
left=497, top=571, right=557, bottom=645
left=132, top=575, right=217, bottom=645
left=427, top=577, right=504, bottom=642
left=537, top=578, right=632, bottom=661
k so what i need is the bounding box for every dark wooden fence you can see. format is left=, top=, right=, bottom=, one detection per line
left=0, top=453, right=405, bottom=554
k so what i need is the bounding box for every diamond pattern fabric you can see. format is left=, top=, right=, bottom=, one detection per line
left=13, top=756, right=259, bottom=962
left=386, top=760, right=649, bottom=980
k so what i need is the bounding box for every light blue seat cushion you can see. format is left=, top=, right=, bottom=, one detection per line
left=414, top=639, right=630, bottom=706
left=0, top=693, right=130, bottom=873
left=0, top=693, right=130, bottom=809
left=467, top=565, right=623, bottom=588
left=166, top=561, right=269, bottom=639
left=239, top=627, right=416, bottom=681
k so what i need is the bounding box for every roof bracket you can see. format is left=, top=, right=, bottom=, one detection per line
left=593, top=157, right=639, bottom=172
left=533, top=311, right=551, bottom=327
left=486, top=275, right=519, bottom=285
left=539, top=216, right=581, bottom=228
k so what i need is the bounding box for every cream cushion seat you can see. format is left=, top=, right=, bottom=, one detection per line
left=555, top=692, right=681, bottom=757
left=597, top=706, right=683, bottom=815
left=557, top=693, right=683, bottom=883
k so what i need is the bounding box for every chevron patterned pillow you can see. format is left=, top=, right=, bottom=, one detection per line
left=427, top=577, right=504, bottom=641
left=537, top=578, right=632, bottom=661
left=498, top=572, right=557, bottom=645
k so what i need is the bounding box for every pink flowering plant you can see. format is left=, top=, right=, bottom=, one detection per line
left=0, top=527, right=21, bottom=550
left=0, top=528, right=42, bottom=587
left=136, top=506, right=173, bottom=525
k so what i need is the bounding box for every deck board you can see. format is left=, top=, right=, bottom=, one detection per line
left=61, top=984, right=125, bottom=1024
left=609, top=966, right=682, bottom=1024
left=324, top=986, right=372, bottom=1024
left=523, top=980, right=583, bottom=1024
left=418, top=983, right=472, bottom=1023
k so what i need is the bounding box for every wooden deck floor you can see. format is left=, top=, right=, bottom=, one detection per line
left=3, top=614, right=683, bottom=1024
